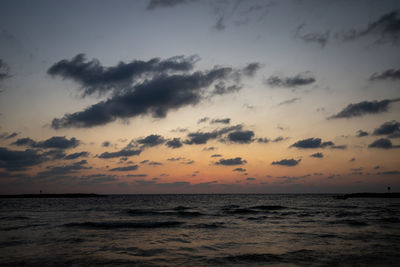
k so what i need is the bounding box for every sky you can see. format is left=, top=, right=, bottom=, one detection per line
left=0, top=0, right=399, bottom=194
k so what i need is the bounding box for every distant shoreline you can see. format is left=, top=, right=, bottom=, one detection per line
left=335, top=193, right=400, bottom=199
left=0, top=193, right=106, bottom=198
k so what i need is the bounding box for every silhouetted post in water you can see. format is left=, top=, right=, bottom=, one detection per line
left=388, top=186, right=391, bottom=193
left=40, top=190, right=42, bottom=194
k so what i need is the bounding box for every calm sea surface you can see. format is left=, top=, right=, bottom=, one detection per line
left=1, top=194, right=399, bottom=266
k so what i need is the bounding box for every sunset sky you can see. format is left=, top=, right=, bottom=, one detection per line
left=0, top=0, right=399, bottom=194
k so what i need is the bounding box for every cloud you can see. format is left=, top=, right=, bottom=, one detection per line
left=227, top=130, right=255, bottom=144
left=266, top=71, right=315, bottom=88
left=12, top=136, right=80, bottom=150
left=278, top=98, right=300, bottom=106
left=136, top=134, right=165, bottom=148
left=211, top=154, right=222, bottom=157
left=242, top=63, right=262, bottom=77
left=50, top=55, right=256, bottom=129
left=373, top=120, right=400, bottom=138
left=38, top=160, right=91, bottom=177
left=197, top=117, right=209, bottom=124
left=272, top=136, right=289, bottom=143
left=98, top=148, right=142, bottom=159
left=127, top=174, right=148, bottom=177
left=300, top=31, right=330, bottom=47
left=212, top=82, right=242, bottom=95
left=257, top=138, right=269, bottom=143
left=167, top=157, right=183, bottom=161
left=246, top=177, right=256, bottom=181
left=290, top=138, right=335, bottom=149
left=0, top=147, right=45, bottom=171
left=310, top=152, right=323, bottom=158
left=0, top=132, right=18, bottom=140
left=184, top=124, right=242, bottom=145
left=79, top=174, right=118, bottom=185
left=102, top=141, right=111, bottom=147
left=64, top=151, right=89, bottom=160
left=370, top=68, right=400, bottom=81
left=271, top=158, right=301, bottom=167
left=368, top=138, right=400, bottom=149
left=340, top=10, right=400, bottom=45
left=165, top=138, right=183, bottom=148
left=147, top=0, right=187, bottom=10
left=356, top=130, right=369, bottom=137
left=328, top=98, right=400, bottom=119
left=109, top=165, right=139, bottom=172
left=215, top=157, right=247, bottom=166
left=376, top=170, right=400, bottom=175
left=0, top=59, right=11, bottom=82
left=210, top=118, right=230, bottom=124
left=48, top=54, right=198, bottom=97
left=233, top=167, right=246, bottom=172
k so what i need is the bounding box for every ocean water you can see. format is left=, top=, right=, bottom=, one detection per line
left=1, top=194, right=400, bottom=266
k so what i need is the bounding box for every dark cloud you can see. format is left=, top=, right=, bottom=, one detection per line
left=50, top=56, right=253, bottom=129
left=349, top=158, right=356, bottom=162
left=278, top=98, right=300, bottom=106
left=376, top=170, right=400, bottom=175
left=257, top=138, right=269, bottom=143
left=242, top=63, right=262, bottom=77
left=246, top=177, right=256, bottom=181
left=233, top=167, right=246, bottom=172
left=272, top=136, right=288, bottom=143
left=165, top=138, right=183, bottom=148
left=203, top=146, right=216, bottom=151
left=170, top=127, right=187, bottom=133
left=0, top=147, right=44, bottom=171
left=48, top=54, right=198, bottom=97
left=210, top=118, right=230, bottom=124
left=0, top=132, right=18, bottom=140
left=211, top=154, right=222, bottom=158
left=38, top=160, right=91, bottom=177
left=300, top=31, right=330, bottom=47
left=368, top=138, right=400, bottom=149
left=12, top=136, right=80, bottom=150
left=215, top=157, right=247, bottom=166
left=214, top=15, right=226, bottom=31
left=290, top=138, right=335, bottom=149
left=167, top=157, right=184, bottom=161
left=370, top=68, right=400, bottom=81
left=127, top=174, right=148, bottom=177
left=212, top=82, right=242, bottom=96
left=102, top=141, right=111, bottom=147
left=184, top=124, right=242, bottom=145
left=42, top=150, right=67, bottom=160
left=140, top=160, right=149, bottom=164
left=329, top=99, right=400, bottom=119
left=0, top=59, right=11, bottom=82
left=373, top=120, right=400, bottom=138
left=147, top=0, right=187, bottom=10
left=98, top=148, right=142, bottom=159
left=227, top=130, right=255, bottom=144
left=341, top=10, right=400, bottom=45
left=356, top=130, right=369, bottom=137
left=197, top=117, right=209, bottom=124
left=271, top=158, right=301, bottom=167
left=266, top=71, right=315, bottom=88
left=64, top=151, right=89, bottom=160
left=136, top=134, right=165, bottom=148
left=181, top=160, right=194, bottom=165
left=310, top=152, right=323, bottom=158
left=148, top=161, right=163, bottom=166
left=109, top=165, right=139, bottom=172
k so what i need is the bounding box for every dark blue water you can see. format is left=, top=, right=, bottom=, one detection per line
left=1, top=194, right=400, bottom=266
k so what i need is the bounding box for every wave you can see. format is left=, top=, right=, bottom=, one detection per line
left=126, top=209, right=203, bottom=217
left=212, top=249, right=317, bottom=264
left=191, top=222, right=225, bottom=229
left=250, top=205, right=287, bottom=211
left=64, top=220, right=184, bottom=229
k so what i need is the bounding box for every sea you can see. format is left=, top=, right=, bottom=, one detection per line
left=1, top=194, right=400, bottom=266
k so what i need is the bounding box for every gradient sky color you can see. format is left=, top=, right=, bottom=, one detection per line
left=0, top=0, right=399, bottom=194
